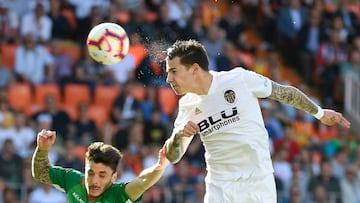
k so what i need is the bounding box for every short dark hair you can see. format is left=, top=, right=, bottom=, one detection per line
left=166, top=40, right=209, bottom=71
left=85, top=142, right=122, bottom=172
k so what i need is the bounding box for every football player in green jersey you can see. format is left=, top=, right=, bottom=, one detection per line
left=32, top=129, right=170, bottom=203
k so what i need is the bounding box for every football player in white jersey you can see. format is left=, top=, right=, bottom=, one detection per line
left=164, top=40, right=350, bottom=203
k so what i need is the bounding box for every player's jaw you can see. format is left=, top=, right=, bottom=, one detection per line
left=88, top=180, right=113, bottom=198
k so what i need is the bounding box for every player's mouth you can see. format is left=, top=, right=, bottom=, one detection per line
left=90, top=186, right=101, bottom=192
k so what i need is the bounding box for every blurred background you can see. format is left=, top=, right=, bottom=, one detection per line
left=0, top=0, right=359, bottom=202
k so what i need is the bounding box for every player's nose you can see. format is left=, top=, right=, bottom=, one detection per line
left=166, top=74, right=172, bottom=84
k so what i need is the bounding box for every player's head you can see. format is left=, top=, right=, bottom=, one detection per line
left=166, top=40, right=210, bottom=95
left=166, top=39, right=209, bottom=71
left=85, top=142, right=122, bottom=198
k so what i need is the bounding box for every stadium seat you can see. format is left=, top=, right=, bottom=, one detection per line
left=158, top=87, right=178, bottom=115
left=34, top=83, right=62, bottom=109
left=64, top=84, right=91, bottom=107
left=60, top=41, right=82, bottom=63
left=94, top=85, right=121, bottom=113
left=1, top=43, right=18, bottom=70
left=131, top=84, right=146, bottom=102
left=7, top=83, right=32, bottom=112
left=60, top=104, right=77, bottom=120
left=87, top=105, right=109, bottom=128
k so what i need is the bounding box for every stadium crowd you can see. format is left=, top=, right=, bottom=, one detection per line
left=0, top=0, right=359, bottom=202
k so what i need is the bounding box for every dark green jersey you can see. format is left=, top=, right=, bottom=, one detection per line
left=49, top=166, right=142, bottom=203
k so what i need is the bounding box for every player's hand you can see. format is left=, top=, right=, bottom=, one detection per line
left=178, top=121, right=200, bottom=137
left=157, top=145, right=170, bottom=170
left=37, top=129, right=56, bottom=150
left=320, top=109, right=351, bottom=128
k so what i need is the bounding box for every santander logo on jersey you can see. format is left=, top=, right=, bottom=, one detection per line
left=198, top=107, right=240, bottom=136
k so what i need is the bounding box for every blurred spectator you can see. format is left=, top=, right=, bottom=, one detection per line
left=308, top=158, right=341, bottom=203
left=122, top=121, right=145, bottom=175
left=184, top=12, right=205, bottom=41
left=334, top=0, right=360, bottom=42
left=189, top=180, right=206, bottom=203
left=111, top=82, right=141, bottom=128
left=74, top=5, right=103, bottom=44
left=75, top=46, right=106, bottom=85
left=61, top=63, right=95, bottom=94
left=276, top=0, right=308, bottom=68
left=274, top=124, right=301, bottom=162
left=49, top=39, right=72, bottom=83
left=335, top=48, right=360, bottom=103
left=201, top=23, right=225, bottom=70
left=167, top=158, right=197, bottom=203
left=28, top=184, right=67, bottom=203
left=32, top=94, right=72, bottom=140
left=167, top=0, right=192, bottom=29
left=55, top=139, right=83, bottom=172
left=14, top=33, right=55, bottom=84
left=144, top=106, right=168, bottom=146
left=310, top=184, right=330, bottom=203
left=340, top=164, right=360, bottom=203
left=2, top=186, right=20, bottom=203
left=330, top=147, right=349, bottom=179
left=257, top=0, right=279, bottom=44
left=299, top=8, right=327, bottom=84
left=285, top=184, right=303, bottom=203
left=20, top=3, right=52, bottom=44
left=0, top=1, right=19, bottom=43
left=48, top=0, right=73, bottom=40
left=215, top=40, right=244, bottom=71
left=115, top=160, right=136, bottom=183
left=260, top=99, right=284, bottom=141
left=273, top=147, right=293, bottom=200
left=289, top=160, right=311, bottom=202
left=21, top=163, right=36, bottom=200
left=328, top=14, right=349, bottom=44
left=183, top=135, right=205, bottom=172
left=218, top=3, right=245, bottom=45
left=292, top=109, right=317, bottom=147
left=0, top=97, right=15, bottom=129
left=72, top=102, right=97, bottom=146
left=153, top=3, right=181, bottom=42
left=6, top=111, right=35, bottom=158
left=315, top=29, right=348, bottom=105
left=0, top=139, right=23, bottom=185
left=140, top=85, right=167, bottom=122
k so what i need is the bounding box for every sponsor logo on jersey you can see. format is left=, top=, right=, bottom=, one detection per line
left=195, top=107, right=202, bottom=115
left=198, top=107, right=240, bottom=136
left=224, top=89, right=236, bottom=104
left=72, top=192, right=85, bottom=203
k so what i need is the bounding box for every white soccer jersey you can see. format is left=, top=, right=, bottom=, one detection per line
left=174, top=67, right=274, bottom=181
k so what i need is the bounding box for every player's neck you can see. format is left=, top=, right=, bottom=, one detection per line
left=192, top=72, right=213, bottom=95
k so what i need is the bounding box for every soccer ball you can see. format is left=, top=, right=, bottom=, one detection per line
left=86, top=22, right=130, bottom=65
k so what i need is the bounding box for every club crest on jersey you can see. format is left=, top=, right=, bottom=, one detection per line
left=224, top=89, right=236, bottom=104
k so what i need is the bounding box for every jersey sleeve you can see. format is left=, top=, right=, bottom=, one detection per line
left=237, top=67, right=272, bottom=98
left=49, top=166, right=84, bottom=192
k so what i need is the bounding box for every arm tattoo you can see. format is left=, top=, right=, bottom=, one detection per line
left=268, top=81, right=318, bottom=115
left=32, top=148, right=52, bottom=184
left=166, top=133, right=184, bottom=163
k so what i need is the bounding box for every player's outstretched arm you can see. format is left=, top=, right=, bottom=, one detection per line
left=125, top=145, right=170, bottom=201
left=267, top=81, right=350, bottom=128
left=166, top=121, right=199, bottom=163
left=31, top=130, right=56, bottom=185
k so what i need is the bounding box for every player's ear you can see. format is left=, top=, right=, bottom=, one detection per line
left=192, top=63, right=200, bottom=74
left=111, top=172, right=117, bottom=183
